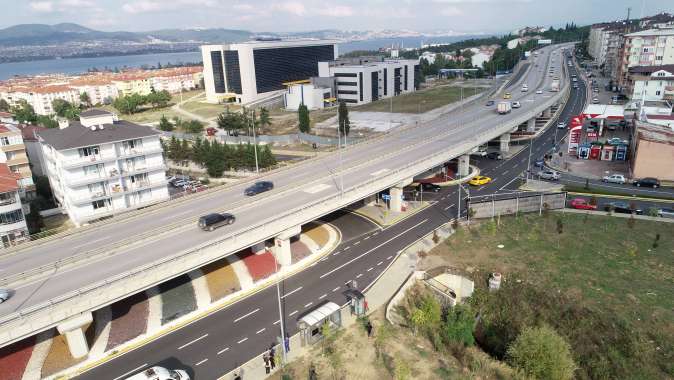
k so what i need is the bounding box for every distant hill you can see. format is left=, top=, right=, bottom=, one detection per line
left=0, top=23, right=254, bottom=46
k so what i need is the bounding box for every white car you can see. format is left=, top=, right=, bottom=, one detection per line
left=470, top=149, right=488, bottom=157
left=537, top=170, right=560, bottom=180
left=602, top=174, right=626, bottom=184
left=536, top=90, right=543, bottom=94
left=0, top=288, right=10, bottom=304
left=557, top=122, right=567, bottom=129
left=512, top=101, right=521, bottom=108
left=521, top=86, right=528, bottom=92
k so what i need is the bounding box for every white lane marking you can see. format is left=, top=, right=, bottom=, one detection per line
left=234, top=308, right=260, bottom=323
left=281, top=286, right=302, bottom=299
left=344, top=246, right=351, bottom=251
left=256, top=328, right=266, bottom=334
left=503, top=170, right=509, bottom=175
left=333, top=286, right=340, bottom=292
left=320, top=256, right=328, bottom=262
left=357, top=273, right=363, bottom=278
left=444, top=203, right=455, bottom=211
left=178, top=334, right=208, bottom=350
left=273, top=319, right=280, bottom=325
left=364, top=236, right=370, bottom=240
left=367, top=267, right=373, bottom=272
left=217, top=347, right=230, bottom=355
left=113, top=364, right=148, bottom=380
left=72, top=236, right=109, bottom=250
left=160, top=209, right=194, bottom=221
left=387, top=255, right=393, bottom=260
left=319, top=294, right=327, bottom=300
left=289, top=310, right=299, bottom=316
left=196, top=359, right=208, bottom=366
left=354, top=241, right=361, bottom=246
left=237, top=337, right=248, bottom=344
left=303, top=183, right=330, bottom=194
left=372, top=231, right=379, bottom=236
left=319, top=219, right=428, bottom=279
left=304, top=302, right=313, bottom=308
left=370, top=168, right=390, bottom=176
left=478, top=186, right=485, bottom=191
left=377, top=261, right=383, bottom=266
left=332, top=252, right=339, bottom=256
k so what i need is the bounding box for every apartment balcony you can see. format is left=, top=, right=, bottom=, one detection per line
left=119, top=163, right=167, bottom=177
left=122, top=178, right=168, bottom=194
left=6, top=157, right=29, bottom=166
left=70, top=190, right=112, bottom=205
left=1, top=143, right=26, bottom=152
left=117, top=146, right=163, bottom=160
left=62, top=154, right=118, bottom=169
left=66, top=168, right=122, bottom=187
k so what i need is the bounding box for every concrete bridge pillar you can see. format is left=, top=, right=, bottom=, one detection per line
left=364, top=194, right=378, bottom=206
left=543, top=107, right=552, bottom=118
left=500, top=133, right=511, bottom=153
left=57, top=312, right=93, bottom=359
left=457, top=154, right=470, bottom=178
left=273, top=225, right=301, bottom=267
left=389, top=177, right=413, bottom=212
left=526, top=118, right=536, bottom=132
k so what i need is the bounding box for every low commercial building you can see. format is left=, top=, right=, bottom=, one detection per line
left=284, top=77, right=335, bottom=111
left=318, top=56, right=419, bottom=105
left=0, top=124, right=35, bottom=197
left=0, top=163, right=29, bottom=248
left=629, top=120, right=674, bottom=181
left=201, top=39, right=338, bottom=104
left=37, top=109, right=169, bottom=226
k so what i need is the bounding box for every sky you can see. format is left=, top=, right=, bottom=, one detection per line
left=1, top=0, right=674, bottom=33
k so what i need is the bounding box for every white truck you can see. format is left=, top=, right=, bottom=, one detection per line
left=125, top=366, right=190, bottom=380
left=497, top=102, right=512, bottom=115
left=550, top=79, right=560, bottom=92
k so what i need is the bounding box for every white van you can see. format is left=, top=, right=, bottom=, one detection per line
left=125, top=367, right=190, bottom=380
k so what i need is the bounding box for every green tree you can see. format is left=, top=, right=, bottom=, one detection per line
left=159, top=114, right=173, bottom=131
left=182, top=119, right=204, bottom=134
left=146, top=90, right=171, bottom=108
left=338, top=101, right=350, bottom=137
left=11, top=100, right=37, bottom=124
left=506, top=326, right=576, bottom=380
left=298, top=104, right=310, bottom=133
left=441, top=303, right=476, bottom=347
left=258, top=107, right=271, bottom=130
left=258, top=145, right=277, bottom=168
left=52, top=99, right=80, bottom=119
left=216, top=108, right=245, bottom=135
left=36, top=115, right=58, bottom=129
left=113, top=94, right=144, bottom=114
left=0, top=98, right=10, bottom=112
left=79, top=92, right=91, bottom=108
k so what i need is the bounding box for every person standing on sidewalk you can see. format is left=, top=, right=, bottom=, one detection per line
left=269, top=349, right=276, bottom=370
left=263, top=353, right=270, bottom=374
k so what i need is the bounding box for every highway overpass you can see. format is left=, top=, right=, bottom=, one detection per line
left=0, top=43, right=571, bottom=354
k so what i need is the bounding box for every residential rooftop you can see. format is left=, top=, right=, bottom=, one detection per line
left=0, top=164, right=20, bottom=193
left=637, top=120, right=674, bottom=145
left=38, top=118, right=159, bottom=151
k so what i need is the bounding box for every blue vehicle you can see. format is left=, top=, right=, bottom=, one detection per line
left=244, top=181, right=274, bottom=196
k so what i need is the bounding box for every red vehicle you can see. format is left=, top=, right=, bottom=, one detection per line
left=569, top=198, right=597, bottom=210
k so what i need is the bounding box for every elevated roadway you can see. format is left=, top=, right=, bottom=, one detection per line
left=0, top=44, right=572, bottom=348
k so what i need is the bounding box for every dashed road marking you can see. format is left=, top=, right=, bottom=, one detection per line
left=367, top=267, right=373, bottom=272
left=273, top=320, right=280, bottom=325
left=178, top=334, right=208, bottom=350
left=377, top=261, right=383, bottom=266
left=256, top=328, right=266, bottom=335
left=364, top=236, right=370, bottom=240
left=319, top=294, right=327, bottom=300
left=237, top=337, right=248, bottom=344
left=387, top=255, right=393, bottom=260
left=344, top=246, right=351, bottom=251
left=333, top=287, right=340, bottom=292
left=196, top=359, right=208, bottom=366
left=217, top=347, right=230, bottom=355
left=281, top=287, right=302, bottom=299
left=357, top=273, right=363, bottom=278
left=304, top=302, right=313, bottom=308
left=234, top=308, right=260, bottom=323
left=289, top=310, right=298, bottom=316
left=354, top=241, right=361, bottom=246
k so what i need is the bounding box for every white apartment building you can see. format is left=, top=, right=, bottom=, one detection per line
left=0, top=163, right=29, bottom=248
left=69, top=80, right=119, bottom=106
left=0, top=85, right=80, bottom=116
left=627, top=65, right=674, bottom=102
left=202, top=39, right=338, bottom=104
left=318, top=57, right=418, bottom=105
left=621, top=28, right=674, bottom=75
left=37, top=109, right=169, bottom=226
left=284, top=82, right=334, bottom=111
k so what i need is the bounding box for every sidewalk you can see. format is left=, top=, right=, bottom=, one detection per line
left=348, top=200, right=430, bottom=227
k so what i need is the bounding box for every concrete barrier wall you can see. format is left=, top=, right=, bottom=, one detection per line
left=469, top=192, right=567, bottom=218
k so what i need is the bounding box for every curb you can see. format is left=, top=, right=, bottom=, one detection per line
left=58, top=223, right=342, bottom=380
left=348, top=201, right=432, bottom=228
left=566, top=191, right=674, bottom=203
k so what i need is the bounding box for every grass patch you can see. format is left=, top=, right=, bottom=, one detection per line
left=353, top=85, right=473, bottom=114
left=564, top=184, right=674, bottom=201
left=432, top=213, right=674, bottom=378
left=101, top=104, right=181, bottom=125
left=180, top=98, right=233, bottom=120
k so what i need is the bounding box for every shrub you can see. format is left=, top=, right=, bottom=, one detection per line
left=506, top=325, right=575, bottom=380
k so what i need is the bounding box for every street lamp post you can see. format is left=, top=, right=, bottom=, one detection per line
left=251, top=109, right=259, bottom=174
left=273, top=255, right=287, bottom=364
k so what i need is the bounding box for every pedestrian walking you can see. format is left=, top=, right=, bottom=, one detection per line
left=309, top=363, right=318, bottom=380
left=269, top=350, right=276, bottom=370
left=264, top=353, right=270, bottom=374
left=284, top=335, right=290, bottom=353
left=366, top=321, right=373, bottom=338
left=364, top=299, right=369, bottom=313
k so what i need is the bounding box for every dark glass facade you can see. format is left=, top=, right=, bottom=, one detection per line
left=359, top=73, right=363, bottom=102
left=394, top=67, right=402, bottom=95
left=224, top=51, right=242, bottom=94
left=404, top=65, right=408, bottom=91
left=383, top=68, right=388, bottom=96
left=371, top=71, right=379, bottom=101
left=253, top=45, right=334, bottom=93
left=210, top=51, right=226, bottom=93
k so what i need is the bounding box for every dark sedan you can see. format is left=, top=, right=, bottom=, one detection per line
left=417, top=183, right=441, bottom=193
left=604, top=202, right=643, bottom=215
left=632, top=177, right=660, bottom=188
left=244, top=181, right=274, bottom=196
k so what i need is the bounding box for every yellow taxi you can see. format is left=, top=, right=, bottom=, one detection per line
left=468, top=175, right=492, bottom=186
left=503, top=92, right=512, bottom=99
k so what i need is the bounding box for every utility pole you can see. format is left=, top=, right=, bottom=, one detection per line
left=526, top=137, right=534, bottom=181
left=337, top=121, right=344, bottom=196
left=273, top=256, right=287, bottom=364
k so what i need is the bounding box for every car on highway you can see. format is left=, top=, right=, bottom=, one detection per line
left=468, top=175, right=492, bottom=186
left=537, top=170, right=560, bottom=180
left=486, top=152, right=503, bottom=160
left=503, top=92, right=512, bottom=99
left=244, top=181, right=274, bottom=195
left=417, top=183, right=441, bottom=193
left=536, top=90, right=543, bottom=94
left=470, top=149, right=487, bottom=157
left=602, top=174, right=626, bottom=184
left=604, top=202, right=643, bottom=215
left=512, top=101, right=521, bottom=108
left=592, top=98, right=600, bottom=104
left=198, top=213, right=235, bottom=231
left=125, top=366, right=190, bottom=380
left=633, top=177, right=660, bottom=188
left=557, top=121, right=567, bottom=129
left=0, top=288, right=11, bottom=304
left=521, top=85, right=528, bottom=92
left=569, top=198, right=597, bottom=210
left=486, top=100, right=495, bottom=106
left=658, top=208, right=674, bottom=218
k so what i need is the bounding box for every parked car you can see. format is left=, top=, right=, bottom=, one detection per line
left=633, top=177, right=660, bottom=188
left=602, top=174, right=626, bottom=184
left=198, top=213, right=235, bottom=231
left=470, top=149, right=487, bottom=157
left=486, top=100, right=495, bottom=106
left=468, top=175, right=492, bottom=186
left=657, top=208, right=674, bottom=218
left=512, top=101, right=521, bottom=108
left=569, top=198, right=597, bottom=210
left=417, top=183, right=441, bottom=193
left=244, top=181, right=274, bottom=195
left=604, top=202, right=642, bottom=215
left=537, top=170, right=560, bottom=180
left=0, top=288, right=11, bottom=304
left=536, top=90, right=543, bottom=94
left=486, top=152, right=503, bottom=160
left=557, top=122, right=567, bottom=129
left=606, top=137, right=627, bottom=145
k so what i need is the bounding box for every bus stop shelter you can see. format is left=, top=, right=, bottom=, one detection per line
left=297, top=302, right=342, bottom=346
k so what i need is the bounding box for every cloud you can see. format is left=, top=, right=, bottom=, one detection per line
left=433, top=0, right=532, bottom=2
left=60, top=0, right=95, bottom=6
left=122, top=0, right=218, bottom=14
left=122, top=1, right=163, bottom=14
left=29, top=1, right=54, bottom=12
left=316, top=6, right=354, bottom=17
left=272, top=2, right=307, bottom=16
left=441, top=6, right=463, bottom=16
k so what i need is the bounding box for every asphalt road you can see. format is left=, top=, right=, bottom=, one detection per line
left=0, top=44, right=572, bottom=324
